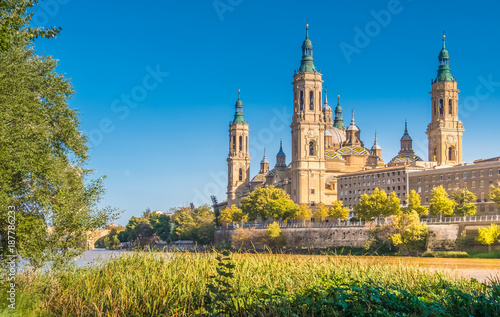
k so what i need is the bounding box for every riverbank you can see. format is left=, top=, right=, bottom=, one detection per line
left=2, top=251, right=499, bottom=316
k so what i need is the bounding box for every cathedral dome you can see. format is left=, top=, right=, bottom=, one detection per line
left=326, top=126, right=346, bottom=145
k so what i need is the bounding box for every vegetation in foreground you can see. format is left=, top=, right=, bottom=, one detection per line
left=1, top=252, right=499, bottom=317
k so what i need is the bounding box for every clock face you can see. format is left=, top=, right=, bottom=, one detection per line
left=447, top=135, right=455, bottom=143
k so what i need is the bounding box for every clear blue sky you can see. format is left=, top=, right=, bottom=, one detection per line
left=31, top=0, right=500, bottom=225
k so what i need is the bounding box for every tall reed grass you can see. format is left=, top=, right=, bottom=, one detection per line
left=1, top=251, right=498, bottom=316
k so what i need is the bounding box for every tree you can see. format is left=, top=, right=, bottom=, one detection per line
left=266, top=221, right=281, bottom=240
left=390, top=211, right=428, bottom=254
left=450, top=189, right=477, bottom=217
left=150, top=214, right=171, bottom=242
left=329, top=200, right=350, bottom=221
left=218, top=205, right=247, bottom=225
left=103, top=226, right=124, bottom=250
left=404, top=190, right=428, bottom=216
left=295, top=203, right=312, bottom=224
left=476, top=224, right=500, bottom=253
left=489, top=184, right=500, bottom=206
left=354, top=188, right=401, bottom=221
left=171, top=205, right=216, bottom=245
left=0, top=1, right=120, bottom=269
left=312, top=202, right=328, bottom=222
left=241, top=186, right=298, bottom=221
left=428, top=186, right=455, bottom=221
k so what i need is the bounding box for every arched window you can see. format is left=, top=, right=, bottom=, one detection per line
left=239, top=136, right=242, bottom=151
left=300, top=91, right=304, bottom=110
left=448, top=147, right=454, bottom=161
left=439, top=99, right=444, bottom=115
left=238, top=168, right=242, bottom=181
left=246, top=136, right=248, bottom=152
left=448, top=99, right=452, bottom=115
left=309, top=91, right=314, bottom=110
left=309, top=141, right=314, bottom=156
left=433, top=101, right=436, bottom=116
left=433, top=148, right=437, bottom=160
left=319, top=91, right=322, bottom=106
left=232, top=135, right=236, bottom=151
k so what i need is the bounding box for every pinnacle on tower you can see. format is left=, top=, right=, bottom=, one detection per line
left=333, top=93, right=345, bottom=129
left=298, top=24, right=317, bottom=73
left=435, top=33, right=454, bottom=82
left=232, top=89, right=245, bottom=124
left=371, top=132, right=381, bottom=151
left=323, top=89, right=332, bottom=111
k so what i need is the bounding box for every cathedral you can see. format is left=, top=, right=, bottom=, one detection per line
left=226, top=25, right=464, bottom=208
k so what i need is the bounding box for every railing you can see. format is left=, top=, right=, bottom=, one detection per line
left=421, top=215, right=500, bottom=224
left=216, top=214, right=500, bottom=230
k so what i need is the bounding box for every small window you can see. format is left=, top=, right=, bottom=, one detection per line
left=300, top=91, right=304, bottom=110
left=440, top=175, right=443, bottom=181
left=418, top=177, right=421, bottom=183
left=238, top=168, right=243, bottom=181
left=309, top=141, right=314, bottom=156
left=463, top=172, right=467, bottom=179
left=448, top=99, right=453, bottom=115
left=439, top=99, right=444, bottom=115
left=309, top=91, right=314, bottom=110
left=489, top=170, right=493, bottom=176
left=310, top=189, right=315, bottom=195
left=239, top=136, right=242, bottom=151
left=232, top=136, right=236, bottom=151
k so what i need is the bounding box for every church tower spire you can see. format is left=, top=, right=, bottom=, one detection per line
left=333, top=94, right=345, bottom=130
left=227, top=89, right=251, bottom=206
left=371, top=131, right=382, bottom=158
left=426, top=34, right=464, bottom=165
left=323, top=89, right=333, bottom=124
left=259, top=148, right=269, bottom=174
left=275, top=140, right=287, bottom=169
left=291, top=24, right=325, bottom=205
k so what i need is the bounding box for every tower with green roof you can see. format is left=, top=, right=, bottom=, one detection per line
left=227, top=90, right=251, bottom=207
left=290, top=24, right=326, bottom=205
left=333, top=94, right=346, bottom=130
left=426, top=34, right=464, bottom=166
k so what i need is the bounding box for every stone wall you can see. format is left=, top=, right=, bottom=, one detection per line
left=216, top=223, right=482, bottom=251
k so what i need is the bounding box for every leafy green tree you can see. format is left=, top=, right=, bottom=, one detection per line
left=0, top=1, right=120, bottom=269
left=295, top=203, right=312, bottom=224
left=218, top=205, right=247, bottom=225
left=312, top=202, right=329, bottom=222
left=354, top=188, right=401, bottom=221
left=329, top=200, right=350, bottom=221
left=488, top=184, right=500, bottom=206
left=241, top=185, right=298, bottom=221
left=404, top=190, right=428, bottom=216
left=171, top=205, right=215, bottom=244
left=103, top=226, right=124, bottom=250
left=450, top=189, right=477, bottom=217
left=428, top=186, right=456, bottom=221
left=476, top=224, right=500, bottom=253
left=266, top=221, right=281, bottom=240
left=390, top=211, right=428, bottom=254
left=149, top=214, right=171, bottom=242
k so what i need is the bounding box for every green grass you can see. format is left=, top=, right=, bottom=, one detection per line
left=1, top=251, right=499, bottom=316
left=421, top=251, right=469, bottom=258
left=467, top=249, right=500, bottom=259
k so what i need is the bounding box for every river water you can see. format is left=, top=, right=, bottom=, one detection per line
left=75, top=249, right=500, bottom=283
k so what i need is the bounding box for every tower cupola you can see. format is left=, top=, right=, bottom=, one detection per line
left=298, top=24, right=317, bottom=73
left=233, top=89, right=245, bottom=124
left=333, top=94, right=345, bottom=130
left=435, top=34, right=454, bottom=82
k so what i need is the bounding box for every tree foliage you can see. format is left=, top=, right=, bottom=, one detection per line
left=0, top=0, right=120, bottom=269
left=295, top=203, right=312, bottom=222
left=171, top=205, right=215, bottom=245
left=240, top=186, right=298, bottom=221
left=428, top=186, right=455, bottom=220
left=312, top=202, right=328, bottom=222
left=218, top=205, right=247, bottom=225
left=404, top=190, right=428, bottom=216
left=390, top=211, right=428, bottom=254
left=329, top=200, right=350, bottom=221
left=354, top=188, right=401, bottom=221
left=488, top=184, right=500, bottom=206
left=450, top=189, right=477, bottom=217
left=150, top=214, right=171, bottom=242
left=266, top=221, right=281, bottom=240
left=476, top=224, right=500, bottom=253
left=103, top=226, right=125, bottom=249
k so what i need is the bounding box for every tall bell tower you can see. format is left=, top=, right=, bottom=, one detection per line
left=426, top=34, right=464, bottom=165
left=227, top=90, right=251, bottom=207
left=290, top=24, right=326, bottom=205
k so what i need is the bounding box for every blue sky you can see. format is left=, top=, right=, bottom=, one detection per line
left=31, top=0, right=500, bottom=225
